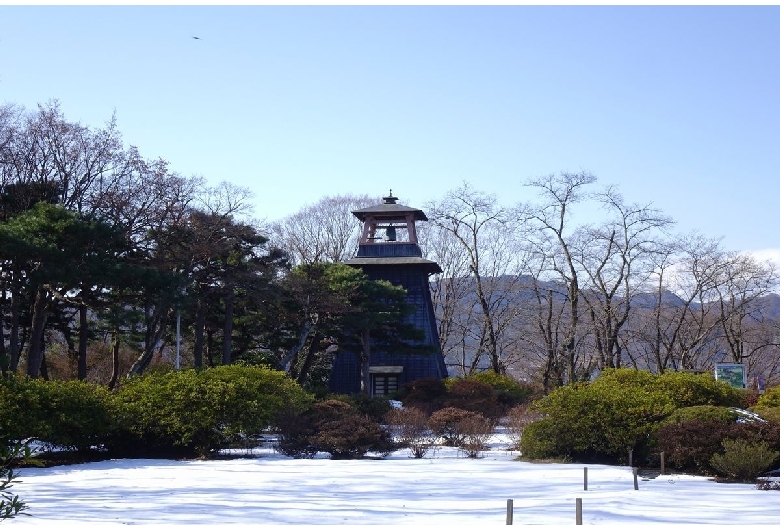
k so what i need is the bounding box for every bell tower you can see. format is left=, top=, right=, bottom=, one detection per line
left=329, top=191, right=448, bottom=395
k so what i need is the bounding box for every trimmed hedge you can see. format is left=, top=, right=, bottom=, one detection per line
left=0, top=376, right=113, bottom=451
left=520, top=368, right=744, bottom=464
left=659, top=405, right=740, bottom=426
left=753, top=385, right=780, bottom=423
left=110, top=366, right=313, bottom=457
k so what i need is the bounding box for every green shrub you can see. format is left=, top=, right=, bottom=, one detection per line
left=111, top=369, right=231, bottom=457
left=468, top=372, right=536, bottom=408
left=659, top=405, right=739, bottom=426
left=519, top=418, right=568, bottom=460
left=524, top=379, right=674, bottom=463
left=0, top=376, right=48, bottom=445
left=710, top=439, right=780, bottom=482
left=756, top=385, right=780, bottom=409
left=201, top=365, right=313, bottom=442
left=36, top=379, right=114, bottom=451
left=0, top=377, right=113, bottom=452
left=753, top=407, right=780, bottom=423
left=753, top=387, right=780, bottom=423
left=650, top=371, right=745, bottom=408
left=111, top=366, right=312, bottom=457
left=520, top=369, right=745, bottom=465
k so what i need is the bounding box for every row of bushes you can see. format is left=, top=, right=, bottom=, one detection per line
left=387, top=406, right=496, bottom=458
left=398, top=372, right=537, bottom=418
left=21, top=364, right=776, bottom=475
left=274, top=400, right=498, bottom=460
left=1, top=368, right=530, bottom=461
left=0, top=365, right=313, bottom=458
left=519, top=369, right=780, bottom=481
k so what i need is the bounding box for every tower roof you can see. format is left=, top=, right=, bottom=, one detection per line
left=344, top=256, right=443, bottom=274
left=351, top=190, right=428, bottom=222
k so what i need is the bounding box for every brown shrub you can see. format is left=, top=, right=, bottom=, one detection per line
left=429, top=407, right=480, bottom=446
left=504, top=404, right=541, bottom=451
left=385, top=407, right=436, bottom=458
left=276, top=399, right=396, bottom=459
left=312, top=413, right=395, bottom=459
left=656, top=417, right=780, bottom=475
left=457, top=413, right=495, bottom=458
left=444, top=379, right=504, bottom=419
left=400, top=378, right=448, bottom=414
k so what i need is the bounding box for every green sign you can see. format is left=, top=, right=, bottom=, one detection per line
left=714, top=363, right=747, bottom=389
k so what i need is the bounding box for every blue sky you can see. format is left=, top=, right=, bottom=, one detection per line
left=1, top=5, right=778, bottom=258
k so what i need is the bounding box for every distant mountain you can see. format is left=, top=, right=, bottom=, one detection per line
left=630, top=289, right=687, bottom=309
left=758, top=293, right=780, bottom=319
left=431, top=274, right=780, bottom=317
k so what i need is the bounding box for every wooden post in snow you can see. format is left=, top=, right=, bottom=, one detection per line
left=576, top=498, right=583, bottom=525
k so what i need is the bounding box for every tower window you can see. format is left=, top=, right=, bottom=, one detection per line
left=372, top=374, right=399, bottom=396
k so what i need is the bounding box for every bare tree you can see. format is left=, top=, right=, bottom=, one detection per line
left=425, top=183, right=526, bottom=374
left=269, top=194, right=375, bottom=265
left=511, top=246, right=573, bottom=391
left=196, top=180, right=256, bottom=220
left=627, top=234, right=729, bottom=372
left=712, top=253, right=779, bottom=365
left=622, top=238, right=679, bottom=372
left=522, top=171, right=597, bottom=384
left=576, top=187, right=673, bottom=370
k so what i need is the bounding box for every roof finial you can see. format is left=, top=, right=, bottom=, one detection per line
left=383, top=189, right=398, bottom=205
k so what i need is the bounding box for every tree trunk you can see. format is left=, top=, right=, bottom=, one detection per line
left=279, top=318, right=315, bottom=374
left=108, top=324, right=121, bottom=389
left=128, top=298, right=170, bottom=376
left=295, top=332, right=320, bottom=386
left=206, top=328, right=215, bottom=367
left=193, top=297, right=205, bottom=368
left=40, top=352, right=49, bottom=381
left=359, top=328, right=371, bottom=395
left=26, top=286, right=49, bottom=378
left=473, top=270, right=501, bottom=374
left=78, top=302, right=88, bottom=380
left=222, top=287, right=234, bottom=365
left=8, top=276, right=21, bottom=373
left=0, top=289, right=6, bottom=375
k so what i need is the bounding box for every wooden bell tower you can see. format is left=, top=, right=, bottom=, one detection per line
left=329, top=191, right=448, bottom=395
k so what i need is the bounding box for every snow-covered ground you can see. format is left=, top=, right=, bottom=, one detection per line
left=8, top=434, right=780, bottom=527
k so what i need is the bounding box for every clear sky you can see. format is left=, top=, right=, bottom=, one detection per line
left=1, top=5, right=779, bottom=260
